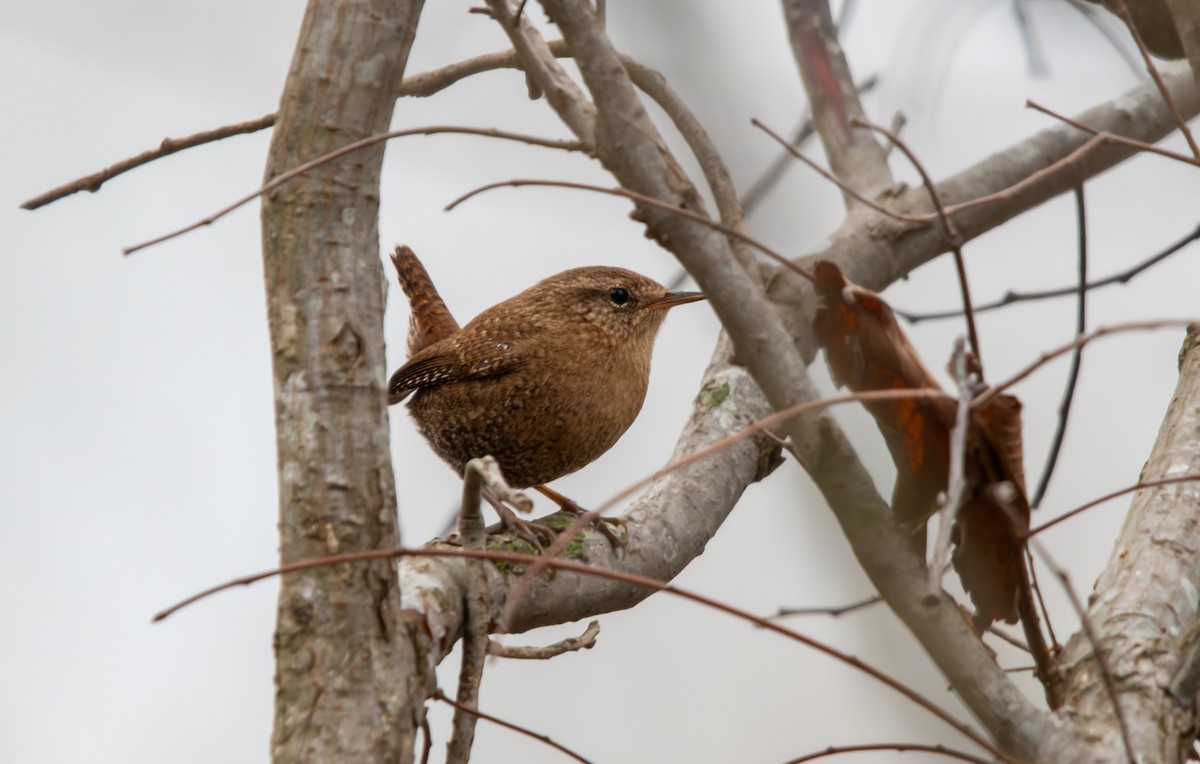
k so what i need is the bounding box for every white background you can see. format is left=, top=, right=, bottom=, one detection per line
left=3, top=1, right=1198, bottom=762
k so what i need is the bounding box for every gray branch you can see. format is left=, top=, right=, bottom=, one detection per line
left=1056, top=327, right=1200, bottom=763
left=260, top=1, right=428, bottom=762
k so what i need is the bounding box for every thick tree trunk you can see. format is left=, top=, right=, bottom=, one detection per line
left=260, top=1, right=426, bottom=761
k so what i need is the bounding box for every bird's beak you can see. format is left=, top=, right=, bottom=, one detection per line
left=646, top=291, right=706, bottom=311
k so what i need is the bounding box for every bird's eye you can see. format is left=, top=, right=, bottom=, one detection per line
left=608, top=287, right=630, bottom=305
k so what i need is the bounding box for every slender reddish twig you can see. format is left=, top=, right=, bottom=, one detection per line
left=433, top=689, right=593, bottom=764
left=741, top=76, right=880, bottom=216
left=1107, top=0, right=1200, bottom=159
left=942, top=134, right=1107, bottom=218
left=1025, top=100, right=1200, bottom=169
left=749, top=118, right=931, bottom=225
left=21, top=113, right=278, bottom=210
left=783, top=742, right=996, bottom=764
left=445, top=177, right=817, bottom=284
left=121, top=126, right=586, bottom=255
left=851, top=118, right=983, bottom=369
left=973, top=320, right=1197, bottom=409
left=1029, top=474, right=1200, bottom=537
left=153, top=544, right=1010, bottom=761
left=419, top=714, right=433, bottom=764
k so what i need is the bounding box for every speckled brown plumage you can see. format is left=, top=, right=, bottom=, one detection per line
left=387, top=245, right=704, bottom=489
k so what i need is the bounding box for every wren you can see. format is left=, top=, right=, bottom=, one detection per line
left=386, top=245, right=704, bottom=534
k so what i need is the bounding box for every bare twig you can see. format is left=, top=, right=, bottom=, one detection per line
left=750, top=118, right=930, bottom=225
left=1029, top=474, right=1200, bottom=537
left=929, top=341, right=975, bottom=592
left=419, top=713, right=433, bottom=764
left=445, top=177, right=817, bottom=284
left=1108, top=0, right=1200, bottom=159
left=21, top=113, right=277, bottom=210
left=852, top=117, right=983, bottom=369
left=447, top=458, right=510, bottom=764
left=433, top=689, right=594, bottom=764
left=122, top=126, right=585, bottom=255
left=773, top=595, right=881, bottom=619
left=974, top=320, right=1198, bottom=409
left=897, top=222, right=1200, bottom=323
left=784, top=742, right=996, bottom=764
left=740, top=76, right=879, bottom=216
left=988, top=624, right=1031, bottom=653
left=1033, top=542, right=1135, bottom=763
left=488, top=621, right=600, bottom=659
left=1031, top=186, right=1088, bottom=509
left=1025, top=100, right=1200, bottom=169
left=154, top=543, right=1009, bottom=759
left=1025, top=547, right=1062, bottom=658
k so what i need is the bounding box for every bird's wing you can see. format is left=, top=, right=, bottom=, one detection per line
left=386, top=334, right=531, bottom=404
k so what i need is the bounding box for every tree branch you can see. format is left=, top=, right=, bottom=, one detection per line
left=533, top=0, right=1074, bottom=759
left=766, top=69, right=1200, bottom=317
left=259, top=1, right=427, bottom=762
left=780, top=0, right=892, bottom=205
left=20, top=113, right=277, bottom=210
left=1057, top=327, right=1200, bottom=763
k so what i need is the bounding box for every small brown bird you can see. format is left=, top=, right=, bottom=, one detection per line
left=387, top=245, right=704, bottom=540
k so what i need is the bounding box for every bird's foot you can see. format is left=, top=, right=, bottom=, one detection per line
left=489, top=500, right=557, bottom=549
left=535, top=485, right=625, bottom=550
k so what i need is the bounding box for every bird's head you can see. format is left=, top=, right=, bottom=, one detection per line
left=531, top=266, right=705, bottom=345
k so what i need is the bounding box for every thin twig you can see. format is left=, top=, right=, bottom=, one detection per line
left=445, top=177, right=817, bottom=284
left=433, top=689, right=594, bottom=764
left=987, top=624, right=1031, bottom=653
left=942, top=134, right=1108, bottom=218
left=773, top=595, right=881, bottom=619
left=1031, top=186, right=1088, bottom=509
left=929, top=341, right=975, bottom=592
left=154, top=543, right=1010, bottom=760
left=1025, top=546, right=1062, bottom=657
left=749, top=118, right=931, bottom=225
left=973, top=319, right=1198, bottom=409
left=897, top=222, right=1200, bottom=323
left=21, top=113, right=277, bottom=210
left=783, top=742, right=996, bottom=764
left=741, top=75, right=879, bottom=216
left=419, top=713, right=433, bottom=764
left=1025, top=100, right=1200, bottom=169
left=852, top=117, right=983, bottom=371
left=489, top=621, right=600, bottom=659
left=447, top=458, right=506, bottom=764
left=122, top=126, right=585, bottom=255
left=1029, top=474, right=1200, bottom=536
left=1032, top=542, right=1135, bottom=763
left=1108, top=0, right=1200, bottom=159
